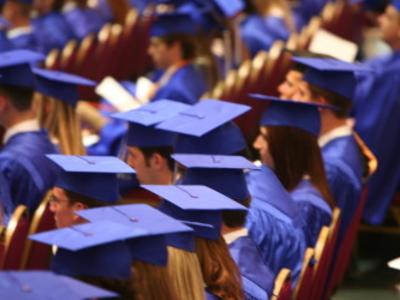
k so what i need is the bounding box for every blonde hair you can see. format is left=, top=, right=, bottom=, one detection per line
left=167, top=247, right=205, bottom=300
left=132, top=261, right=182, bottom=300
left=195, top=236, right=244, bottom=300
left=34, top=93, right=85, bottom=155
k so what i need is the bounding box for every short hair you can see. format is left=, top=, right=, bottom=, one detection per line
left=160, top=34, right=196, bottom=60
left=308, top=83, right=352, bottom=119
left=0, top=84, right=34, bottom=112
left=222, top=197, right=250, bottom=228
left=64, top=189, right=108, bottom=208
left=139, top=146, right=175, bottom=171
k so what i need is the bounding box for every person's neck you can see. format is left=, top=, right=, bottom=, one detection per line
left=320, top=112, right=348, bottom=136
left=221, top=224, right=243, bottom=235
left=152, top=169, right=174, bottom=185
left=10, top=18, right=30, bottom=30
left=4, top=110, right=36, bottom=130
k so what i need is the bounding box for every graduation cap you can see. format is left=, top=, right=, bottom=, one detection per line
left=46, top=155, right=135, bottom=203
left=173, top=154, right=259, bottom=201
left=142, top=184, right=247, bottom=240
left=32, top=68, right=96, bottom=107
left=150, top=12, right=198, bottom=37
left=177, top=2, right=224, bottom=33
left=157, top=99, right=250, bottom=154
left=112, top=99, right=190, bottom=147
left=192, top=0, right=244, bottom=18
left=76, top=204, right=196, bottom=252
left=249, top=94, right=337, bottom=136
left=0, top=49, right=44, bottom=88
left=392, top=0, right=400, bottom=10
left=292, top=57, right=368, bottom=100
left=0, top=271, right=118, bottom=300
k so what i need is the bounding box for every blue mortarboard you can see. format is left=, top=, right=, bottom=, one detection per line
left=46, top=155, right=135, bottom=202
left=77, top=204, right=196, bottom=252
left=392, top=0, right=400, bottom=10
left=178, top=3, right=224, bottom=32
left=157, top=99, right=250, bottom=154
left=191, top=0, right=244, bottom=18
left=150, top=13, right=198, bottom=37
left=292, top=57, right=368, bottom=100
left=0, top=49, right=44, bottom=88
left=175, top=154, right=259, bottom=202
left=0, top=271, right=118, bottom=300
left=249, top=94, right=336, bottom=136
left=112, top=99, right=190, bottom=147
left=142, top=185, right=247, bottom=240
left=32, top=68, right=96, bottom=107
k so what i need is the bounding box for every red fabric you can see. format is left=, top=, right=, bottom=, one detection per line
left=296, top=261, right=314, bottom=300
left=277, top=281, right=293, bottom=300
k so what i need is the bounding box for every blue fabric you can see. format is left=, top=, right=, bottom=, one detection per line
left=32, top=13, right=75, bottom=53
left=240, top=14, right=290, bottom=57
left=321, top=134, right=363, bottom=234
left=290, top=179, right=332, bottom=247
left=353, top=52, right=400, bottom=224
left=229, top=235, right=273, bottom=300
left=63, top=7, right=105, bottom=40
left=86, top=121, right=127, bottom=156
left=0, top=31, right=11, bottom=52
left=9, top=32, right=41, bottom=52
left=0, top=131, right=59, bottom=213
left=149, top=64, right=207, bottom=104
left=0, top=172, right=12, bottom=224
left=205, top=290, right=220, bottom=300
left=51, top=241, right=132, bottom=279
left=246, top=166, right=306, bottom=283
left=292, top=0, right=329, bottom=30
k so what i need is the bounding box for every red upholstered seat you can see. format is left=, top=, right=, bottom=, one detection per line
left=272, top=268, right=292, bottom=300
left=295, top=248, right=315, bottom=300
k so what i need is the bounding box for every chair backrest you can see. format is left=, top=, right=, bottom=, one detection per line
left=294, top=248, right=315, bottom=300
left=45, top=49, right=61, bottom=70
left=60, top=40, right=79, bottom=73
left=272, top=268, right=292, bottom=300
left=354, top=132, right=378, bottom=182
left=1, top=205, right=30, bottom=269
left=21, top=193, right=55, bottom=270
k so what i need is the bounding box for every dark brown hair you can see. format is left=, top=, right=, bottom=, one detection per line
left=160, top=34, right=196, bottom=60
left=64, top=189, right=108, bottom=208
left=308, top=83, right=352, bottom=119
left=0, top=85, right=33, bottom=112
left=139, top=146, right=175, bottom=171
left=265, top=126, right=334, bottom=208
left=195, top=235, right=244, bottom=300
left=222, top=198, right=250, bottom=228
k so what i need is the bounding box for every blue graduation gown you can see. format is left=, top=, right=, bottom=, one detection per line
left=63, top=7, right=105, bottom=40
left=246, top=166, right=306, bottom=283
left=9, top=31, right=41, bottom=52
left=229, top=235, right=273, bottom=300
left=354, top=52, right=400, bottom=224
left=240, top=14, right=290, bottom=57
left=0, top=131, right=59, bottom=213
left=51, top=241, right=132, bottom=279
left=150, top=64, right=207, bottom=105
left=205, top=290, right=220, bottom=300
left=292, top=0, right=329, bottom=30
left=321, top=134, right=363, bottom=234
left=290, top=179, right=332, bottom=247
left=32, top=12, right=75, bottom=53
left=0, top=30, right=11, bottom=52
left=0, top=172, right=12, bottom=224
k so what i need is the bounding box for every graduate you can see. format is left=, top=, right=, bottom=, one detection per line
left=174, top=153, right=275, bottom=300
left=290, top=57, right=365, bottom=236
left=144, top=12, right=207, bottom=104
left=353, top=0, right=400, bottom=224
left=144, top=184, right=246, bottom=300
left=156, top=99, right=250, bottom=155
left=240, top=0, right=295, bottom=57
left=2, top=0, right=40, bottom=51
left=32, top=0, right=75, bottom=53
left=249, top=94, right=334, bottom=247
left=61, top=0, right=105, bottom=41
left=0, top=50, right=59, bottom=214
left=0, top=172, right=12, bottom=224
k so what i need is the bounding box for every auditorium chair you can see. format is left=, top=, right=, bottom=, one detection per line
left=294, top=248, right=315, bottom=300
left=272, top=268, right=292, bottom=300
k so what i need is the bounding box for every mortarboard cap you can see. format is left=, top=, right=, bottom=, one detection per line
left=0, top=271, right=118, bottom=300
left=157, top=99, right=250, bottom=154
left=0, top=49, right=44, bottom=88
left=392, top=0, right=400, bottom=10
left=77, top=204, right=195, bottom=252
left=249, top=94, right=336, bottom=136
left=32, top=68, right=96, bottom=107
left=112, top=99, right=190, bottom=147
left=46, top=155, right=135, bottom=202
left=174, top=154, right=259, bottom=201
left=142, top=185, right=247, bottom=240
left=192, top=0, right=244, bottom=18
left=292, top=57, right=368, bottom=100
left=150, top=13, right=198, bottom=37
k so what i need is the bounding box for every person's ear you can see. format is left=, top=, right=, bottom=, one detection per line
left=0, top=95, right=9, bottom=112
left=72, top=201, right=88, bottom=212
left=150, top=153, right=166, bottom=170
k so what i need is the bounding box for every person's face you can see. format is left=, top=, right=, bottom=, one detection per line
left=378, top=5, right=400, bottom=47
left=148, top=37, right=174, bottom=69
left=127, top=147, right=157, bottom=184
left=253, top=127, right=274, bottom=168
left=278, top=70, right=305, bottom=99
left=291, top=81, right=313, bottom=102
left=49, top=187, right=84, bottom=228
left=2, top=2, right=18, bottom=22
